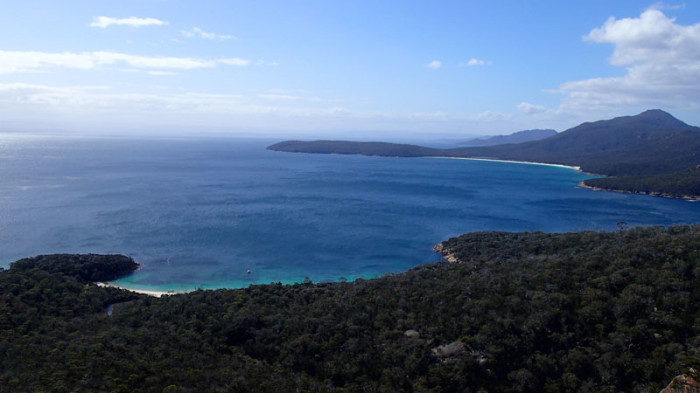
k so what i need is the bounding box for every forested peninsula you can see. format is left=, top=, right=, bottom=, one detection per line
left=268, top=110, right=700, bottom=200
left=3, top=226, right=700, bottom=392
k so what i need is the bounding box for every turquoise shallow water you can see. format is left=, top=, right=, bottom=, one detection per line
left=1, top=135, right=699, bottom=290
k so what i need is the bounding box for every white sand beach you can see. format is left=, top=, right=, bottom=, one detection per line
left=95, top=282, right=192, bottom=297
left=433, top=156, right=582, bottom=171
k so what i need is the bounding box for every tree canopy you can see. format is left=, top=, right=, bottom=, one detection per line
left=2, top=225, right=700, bottom=392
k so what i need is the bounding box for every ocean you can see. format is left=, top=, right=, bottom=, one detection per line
left=1, top=135, right=699, bottom=291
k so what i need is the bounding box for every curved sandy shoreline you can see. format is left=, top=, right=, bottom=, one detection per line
left=432, top=156, right=582, bottom=171
left=96, top=281, right=193, bottom=297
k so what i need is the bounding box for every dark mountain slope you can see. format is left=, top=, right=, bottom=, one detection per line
left=550, top=108, right=695, bottom=154
left=446, top=109, right=699, bottom=174
left=574, top=129, right=700, bottom=176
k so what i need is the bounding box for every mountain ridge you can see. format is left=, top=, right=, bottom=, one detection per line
left=458, top=128, right=557, bottom=146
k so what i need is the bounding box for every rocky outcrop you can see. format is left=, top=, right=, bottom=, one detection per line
left=660, top=374, right=700, bottom=393
left=432, top=341, right=465, bottom=359
left=433, top=243, right=459, bottom=263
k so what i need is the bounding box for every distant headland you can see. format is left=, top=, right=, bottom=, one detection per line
left=269, top=110, right=700, bottom=200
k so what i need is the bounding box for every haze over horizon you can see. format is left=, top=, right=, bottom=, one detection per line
left=1, top=1, right=699, bottom=138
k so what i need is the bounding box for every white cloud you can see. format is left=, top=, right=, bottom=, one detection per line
left=426, top=60, right=442, bottom=69
left=180, top=27, right=237, bottom=40
left=517, top=102, right=549, bottom=114
left=556, top=8, right=700, bottom=112
left=584, top=9, right=700, bottom=66
left=476, top=111, right=511, bottom=121
left=464, top=58, right=491, bottom=66
left=0, top=83, right=344, bottom=116
left=147, top=71, right=177, bottom=76
left=0, top=83, right=247, bottom=112
left=94, top=52, right=215, bottom=69
left=257, top=94, right=301, bottom=101
left=90, top=16, right=167, bottom=28
left=0, top=82, right=507, bottom=135
left=218, top=58, right=250, bottom=66
left=648, top=2, right=686, bottom=11
left=0, top=50, right=258, bottom=73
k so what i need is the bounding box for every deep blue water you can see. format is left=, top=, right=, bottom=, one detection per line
left=1, top=135, right=699, bottom=290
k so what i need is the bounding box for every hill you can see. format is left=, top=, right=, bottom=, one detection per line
left=2, top=226, right=700, bottom=392
left=459, top=128, right=557, bottom=146
left=266, top=140, right=437, bottom=156
left=447, top=109, right=699, bottom=176
left=268, top=110, right=700, bottom=199
left=583, top=167, right=700, bottom=200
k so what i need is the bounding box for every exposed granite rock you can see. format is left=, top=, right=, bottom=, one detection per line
left=432, top=341, right=465, bottom=359
left=433, top=243, right=459, bottom=263
left=404, top=329, right=420, bottom=339
left=660, top=374, right=700, bottom=393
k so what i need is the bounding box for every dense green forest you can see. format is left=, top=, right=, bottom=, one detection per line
left=269, top=110, right=700, bottom=199
left=2, top=226, right=700, bottom=392
left=583, top=168, right=700, bottom=200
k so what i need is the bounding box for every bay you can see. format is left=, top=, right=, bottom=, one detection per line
left=1, top=135, right=699, bottom=291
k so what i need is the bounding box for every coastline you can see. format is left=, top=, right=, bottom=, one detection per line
left=432, top=243, right=459, bottom=263
left=96, top=281, right=193, bottom=297
left=578, top=181, right=700, bottom=202
left=440, top=156, right=698, bottom=202
left=431, top=156, right=582, bottom=172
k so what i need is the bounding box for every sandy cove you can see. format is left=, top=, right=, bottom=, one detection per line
left=96, top=281, right=193, bottom=297
left=432, top=156, right=582, bottom=171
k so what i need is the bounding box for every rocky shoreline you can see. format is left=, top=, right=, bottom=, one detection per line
left=578, top=181, right=700, bottom=202
left=432, top=243, right=459, bottom=263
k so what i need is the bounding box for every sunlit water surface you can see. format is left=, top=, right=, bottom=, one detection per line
left=1, top=135, right=699, bottom=290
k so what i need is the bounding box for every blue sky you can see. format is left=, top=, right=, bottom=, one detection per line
left=0, top=1, right=698, bottom=138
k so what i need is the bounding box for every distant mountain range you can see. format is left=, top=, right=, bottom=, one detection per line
left=268, top=110, right=700, bottom=199
left=458, top=129, right=557, bottom=147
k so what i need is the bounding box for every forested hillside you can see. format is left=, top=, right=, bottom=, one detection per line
left=584, top=167, right=700, bottom=199
left=2, top=226, right=700, bottom=392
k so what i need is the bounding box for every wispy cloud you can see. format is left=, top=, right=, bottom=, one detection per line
left=147, top=71, right=178, bottom=76
left=257, top=94, right=302, bottom=101
left=648, top=2, right=686, bottom=11
left=0, top=50, right=262, bottom=73
left=180, top=27, right=237, bottom=40
left=476, top=110, right=511, bottom=121
left=463, top=58, right=491, bottom=66
left=96, top=52, right=214, bottom=69
left=426, top=60, right=442, bottom=69
left=218, top=58, right=250, bottom=66
left=0, top=82, right=483, bottom=133
left=90, top=16, right=167, bottom=28
left=517, top=102, right=549, bottom=114
left=0, top=83, right=247, bottom=112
